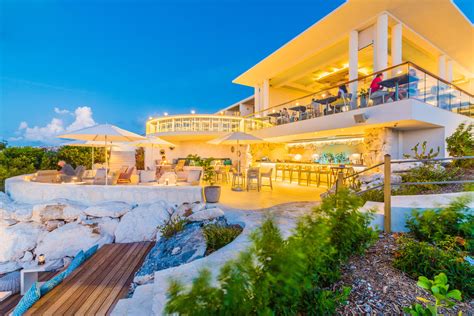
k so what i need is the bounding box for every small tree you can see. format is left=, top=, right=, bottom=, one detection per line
left=201, top=158, right=216, bottom=186
left=446, top=123, right=474, bottom=167
left=403, top=141, right=440, bottom=161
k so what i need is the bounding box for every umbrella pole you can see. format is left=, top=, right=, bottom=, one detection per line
left=232, top=139, right=243, bottom=192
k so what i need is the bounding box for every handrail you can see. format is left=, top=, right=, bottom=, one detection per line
left=246, top=61, right=473, bottom=119
left=342, top=162, right=383, bottom=180
left=391, top=156, right=474, bottom=164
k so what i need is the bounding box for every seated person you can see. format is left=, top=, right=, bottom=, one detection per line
left=290, top=111, right=298, bottom=122
left=369, top=73, right=388, bottom=104
left=58, top=160, right=75, bottom=176
left=58, top=160, right=76, bottom=182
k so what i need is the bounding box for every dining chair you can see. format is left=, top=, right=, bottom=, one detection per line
left=317, top=165, right=331, bottom=187
left=275, top=164, right=285, bottom=181
left=289, top=164, right=301, bottom=183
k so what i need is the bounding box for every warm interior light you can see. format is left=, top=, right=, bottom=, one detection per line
left=294, top=154, right=302, bottom=161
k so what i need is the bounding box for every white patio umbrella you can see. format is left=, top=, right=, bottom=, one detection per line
left=61, top=140, right=116, bottom=168
left=128, top=136, right=175, bottom=168
left=208, top=132, right=265, bottom=191
left=58, top=124, right=146, bottom=185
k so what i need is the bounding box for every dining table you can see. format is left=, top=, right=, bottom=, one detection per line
left=289, top=105, right=307, bottom=112
left=267, top=112, right=281, bottom=124
left=378, top=73, right=419, bottom=101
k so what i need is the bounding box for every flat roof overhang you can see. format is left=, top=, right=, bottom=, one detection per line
left=251, top=99, right=473, bottom=143
left=234, top=0, right=474, bottom=87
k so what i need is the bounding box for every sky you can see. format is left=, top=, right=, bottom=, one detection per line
left=0, top=0, right=473, bottom=146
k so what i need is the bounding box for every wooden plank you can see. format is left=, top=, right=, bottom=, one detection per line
left=55, top=244, right=138, bottom=315
left=72, top=243, right=145, bottom=315
left=106, top=242, right=155, bottom=315
left=26, top=243, right=124, bottom=315
left=24, top=244, right=117, bottom=315
left=91, top=242, right=153, bottom=315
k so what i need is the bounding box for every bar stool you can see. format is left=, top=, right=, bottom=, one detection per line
left=344, top=167, right=356, bottom=188
left=330, top=167, right=340, bottom=188
left=231, top=168, right=245, bottom=191
left=216, top=165, right=231, bottom=184
left=317, top=165, right=331, bottom=187
left=260, top=168, right=273, bottom=190
left=307, top=165, right=319, bottom=186
left=282, top=164, right=292, bottom=182
left=298, top=165, right=311, bottom=185
left=275, top=164, right=285, bottom=181
left=289, top=165, right=301, bottom=183
left=246, top=167, right=260, bottom=191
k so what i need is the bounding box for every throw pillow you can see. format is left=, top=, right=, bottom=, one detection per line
left=12, top=282, right=40, bottom=316
left=39, top=272, right=65, bottom=296
left=63, top=250, right=85, bottom=278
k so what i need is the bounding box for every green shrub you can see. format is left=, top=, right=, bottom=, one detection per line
left=159, top=218, right=188, bottom=239
left=313, top=189, right=378, bottom=261
left=360, top=188, right=385, bottom=203
left=393, top=235, right=474, bottom=298
left=404, top=273, right=462, bottom=315
left=446, top=123, right=474, bottom=168
left=403, top=141, right=440, bottom=160
left=203, top=224, right=243, bottom=254
left=399, top=164, right=459, bottom=193
left=405, top=196, right=473, bottom=252
left=165, top=189, right=376, bottom=314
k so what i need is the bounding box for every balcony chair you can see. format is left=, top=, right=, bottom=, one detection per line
left=246, top=167, right=260, bottom=191
left=260, top=168, right=273, bottom=190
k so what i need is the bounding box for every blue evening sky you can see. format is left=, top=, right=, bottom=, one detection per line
left=1, top=0, right=473, bottom=145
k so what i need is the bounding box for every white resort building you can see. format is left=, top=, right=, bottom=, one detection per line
left=144, top=0, right=473, bottom=173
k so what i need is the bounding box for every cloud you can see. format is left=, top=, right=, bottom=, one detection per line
left=54, top=107, right=70, bottom=115
left=17, top=106, right=96, bottom=144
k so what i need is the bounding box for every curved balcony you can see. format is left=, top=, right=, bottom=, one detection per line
left=146, top=114, right=272, bottom=136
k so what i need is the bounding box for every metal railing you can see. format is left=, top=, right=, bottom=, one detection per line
left=333, top=155, right=474, bottom=233
left=146, top=114, right=272, bottom=134
left=246, top=62, right=473, bottom=125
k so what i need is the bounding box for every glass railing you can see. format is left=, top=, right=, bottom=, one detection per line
left=146, top=114, right=272, bottom=134
left=246, top=62, right=473, bottom=125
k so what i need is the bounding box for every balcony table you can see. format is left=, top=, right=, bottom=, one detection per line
left=379, top=74, right=419, bottom=101
left=289, top=105, right=307, bottom=112
left=267, top=112, right=281, bottom=124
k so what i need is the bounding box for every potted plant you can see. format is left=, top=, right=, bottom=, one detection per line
left=201, top=157, right=221, bottom=203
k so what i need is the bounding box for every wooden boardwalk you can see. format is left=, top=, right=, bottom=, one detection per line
left=1, top=242, right=153, bottom=316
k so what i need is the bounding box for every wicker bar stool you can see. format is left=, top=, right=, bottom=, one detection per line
left=275, top=163, right=285, bottom=181
left=298, top=165, right=311, bottom=185
left=246, top=167, right=260, bottom=191
left=307, top=165, right=319, bottom=186
left=282, top=164, right=292, bottom=181
left=289, top=164, right=301, bottom=183
left=317, top=165, right=331, bottom=187
left=260, top=168, right=273, bottom=190
left=344, top=167, right=356, bottom=187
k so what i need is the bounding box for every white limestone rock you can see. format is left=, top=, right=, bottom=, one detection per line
left=45, top=220, right=65, bottom=232
left=115, top=203, right=170, bottom=243
left=0, top=261, right=21, bottom=274
left=35, top=222, right=102, bottom=260
left=171, top=203, right=192, bottom=221
left=81, top=217, right=119, bottom=237
left=191, top=202, right=205, bottom=213
left=391, top=161, right=423, bottom=172
left=9, top=203, right=34, bottom=222
left=20, top=251, right=34, bottom=263
left=0, top=192, right=14, bottom=220
left=188, top=208, right=224, bottom=222
left=31, top=199, right=87, bottom=223
left=0, top=218, right=17, bottom=226
left=84, top=201, right=133, bottom=218
left=0, top=222, right=44, bottom=263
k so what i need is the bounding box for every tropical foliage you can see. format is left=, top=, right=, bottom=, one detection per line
left=165, top=189, right=376, bottom=315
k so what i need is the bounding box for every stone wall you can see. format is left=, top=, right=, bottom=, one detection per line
left=362, top=127, right=398, bottom=166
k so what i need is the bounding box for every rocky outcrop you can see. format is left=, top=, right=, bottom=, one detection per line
left=84, top=201, right=134, bottom=218
left=187, top=207, right=224, bottom=222
left=0, top=222, right=44, bottom=263
left=115, top=203, right=169, bottom=243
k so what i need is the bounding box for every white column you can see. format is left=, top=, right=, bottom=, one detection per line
left=446, top=59, right=453, bottom=82
left=438, top=55, right=447, bottom=79
left=391, top=23, right=402, bottom=66
left=349, top=30, right=359, bottom=108
left=262, top=79, right=270, bottom=112
left=254, top=85, right=261, bottom=115
left=374, top=13, right=388, bottom=72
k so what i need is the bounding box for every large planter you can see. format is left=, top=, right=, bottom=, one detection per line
left=204, top=185, right=221, bottom=203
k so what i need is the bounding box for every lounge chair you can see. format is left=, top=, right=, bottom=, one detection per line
left=92, top=168, right=121, bottom=185
left=30, top=170, right=60, bottom=183
left=117, top=166, right=135, bottom=184
left=60, top=165, right=86, bottom=183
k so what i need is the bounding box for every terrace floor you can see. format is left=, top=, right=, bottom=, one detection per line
left=217, top=181, right=327, bottom=210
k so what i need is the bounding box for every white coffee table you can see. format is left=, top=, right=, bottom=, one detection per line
left=20, top=261, right=58, bottom=295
